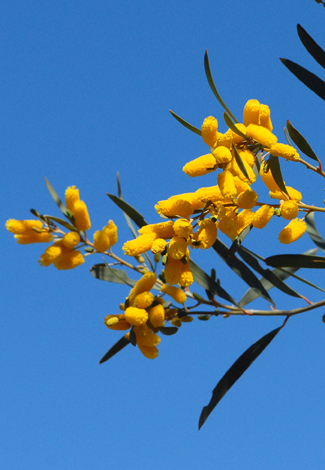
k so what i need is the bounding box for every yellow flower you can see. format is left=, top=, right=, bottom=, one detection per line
left=201, top=116, right=218, bottom=147
left=138, top=220, right=175, bottom=239
left=270, top=143, right=300, bottom=162
left=235, top=209, right=254, bottom=236
left=218, top=170, right=237, bottom=200
left=151, top=238, right=168, bottom=254
left=215, top=131, right=233, bottom=148
left=93, top=230, right=110, bottom=252
left=123, top=233, right=156, bottom=256
left=237, top=189, right=258, bottom=209
left=252, top=205, right=274, bottom=229
left=6, top=219, right=44, bottom=234
left=53, top=250, right=85, bottom=270
left=182, top=154, right=217, bottom=177
left=278, top=219, right=306, bottom=244
left=226, top=156, right=256, bottom=183
left=148, top=304, right=165, bottom=327
left=39, top=240, right=69, bottom=266
left=65, top=186, right=80, bottom=213
left=234, top=177, right=250, bottom=195
left=212, top=146, right=233, bottom=164
left=179, top=260, right=194, bottom=287
left=280, top=200, right=299, bottom=220
left=228, top=123, right=247, bottom=144
left=246, top=124, right=278, bottom=147
left=128, top=272, right=157, bottom=304
left=103, top=220, right=118, bottom=246
left=62, top=231, right=80, bottom=249
left=161, top=284, right=187, bottom=304
left=124, top=306, right=148, bottom=326
left=194, top=219, right=218, bottom=249
left=131, top=292, right=154, bottom=309
left=237, top=149, right=255, bottom=167
left=155, top=196, right=195, bottom=219
left=73, top=200, right=91, bottom=231
left=218, top=213, right=238, bottom=240
left=259, top=104, right=273, bottom=131
left=164, top=256, right=183, bottom=285
left=134, top=324, right=161, bottom=347
left=104, top=314, right=130, bottom=331
left=269, top=186, right=302, bottom=202
left=195, top=185, right=225, bottom=204
left=259, top=161, right=281, bottom=192
left=173, top=219, right=193, bottom=238
left=243, top=99, right=260, bottom=126
left=14, top=232, right=53, bottom=244
left=137, top=343, right=159, bottom=359
left=168, top=236, right=188, bottom=260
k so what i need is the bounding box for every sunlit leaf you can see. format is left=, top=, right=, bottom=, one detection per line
left=233, top=144, right=249, bottom=181
left=265, top=253, right=325, bottom=268
left=44, top=177, right=70, bottom=218
left=286, top=121, right=319, bottom=162
left=99, top=336, right=130, bottom=364
left=169, top=110, right=202, bottom=136
left=297, top=24, right=325, bottom=70
left=223, top=112, right=246, bottom=139
left=107, top=194, right=148, bottom=228
left=268, top=155, right=288, bottom=195
left=189, top=259, right=239, bottom=306
left=198, top=326, right=282, bottom=429
left=280, top=58, right=325, bottom=101
left=204, top=50, right=238, bottom=123
left=213, top=239, right=274, bottom=305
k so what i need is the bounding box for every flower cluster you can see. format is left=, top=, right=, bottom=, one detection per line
left=6, top=185, right=118, bottom=270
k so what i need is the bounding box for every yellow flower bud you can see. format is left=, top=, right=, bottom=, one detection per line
left=151, top=238, right=168, bottom=254
left=218, top=213, right=238, bottom=240
left=259, top=161, right=281, bottom=192
left=134, top=325, right=161, bottom=347
left=234, top=177, right=250, bottom=195
left=252, top=205, right=274, bottom=229
left=212, top=146, right=233, bottom=164
left=148, top=304, right=165, bottom=328
left=281, top=200, right=299, bottom=220
left=65, top=186, right=80, bottom=213
left=237, top=149, right=255, bottom=167
left=128, top=272, right=157, bottom=304
left=164, top=256, right=183, bottom=285
left=161, top=285, right=187, bottom=304
left=226, top=156, right=256, bottom=183
left=53, top=250, right=85, bottom=270
left=237, top=189, right=258, bottom=209
left=270, top=143, right=300, bottom=162
left=182, top=154, right=217, bottom=177
left=228, top=123, right=247, bottom=144
left=104, top=314, right=131, bottom=330
left=39, top=240, right=68, bottom=266
left=269, top=186, right=302, bottom=202
left=123, top=233, right=156, bottom=256
left=14, top=232, right=53, bottom=244
left=278, top=219, right=306, bottom=244
left=173, top=219, right=193, bottom=238
left=62, top=231, right=81, bottom=249
left=6, top=219, right=44, bottom=234
left=246, top=124, right=278, bottom=147
left=124, top=306, right=148, bottom=326
left=73, top=200, right=91, bottom=231
left=195, top=219, right=218, bottom=249
left=139, top=220, right=175, bottom=239
left=93, top=230, right=110, bottom=252
left=168, top=236, right=188, bottom=260
left=218, top=170, right=237, bottom=200
left=103, top=220, right=118, bottom=246
left=236, top=209, right=254, bottom=236
left=179, top=261, right=194, bottom=287
left=259, top=104, right=273, bottom=131
left=243, top=99, right=260, bottom=126
left=132, top=291, right=155, bottom=309
left=201, top=116, right=218, bottom=147
left=155, top=197, right=194, bottom=219
left=137, top=343, right=159, bottom=359
left=215, top=131, right=233, bottom=148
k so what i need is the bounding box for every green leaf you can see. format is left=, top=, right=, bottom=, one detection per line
left=229, top=224, right=253, bottom=256
left=158, top=326, right=179, bottom=336
left=306, top=212, right=325, bottom=253
left=286, top=121, right=319, bottom=162
left=239, top=248, right=318, bottom=307
left=280, top=58, right=325, bottom=101
left=233, top=144, right=250, bottom=181
left=189, top=259, right=239, bottom=306
left=265, top=254, right=325, bottom=268
left=198, top=326, right=282, bottom=429
left=169, top=110, right=202, bottom=136
left=251, top=150, right=262, bottom=180
left=90, top=264, right=138, bottom=285
left=44, top=177, right=70, bottom=218
left=204, top=50, right=238, bottom=123
left=297, top=24, right=325, bottom=70
left=268, top=155, right=288, bottom=195
left=212, top=239, right=275, bottom=305
left=43, top=215, right=77, bottom=232
left=223, top=112, right=247, bottom=139
left=237, top=246, right=304, bottom=301
left=107, top=194, right=148, bottom=229
left=99, top=336, right=130, bottom=364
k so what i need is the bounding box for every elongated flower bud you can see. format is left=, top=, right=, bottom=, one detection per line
left=65, top=186, right=80, bottom=213
left=62, top=231, right=81, bottom=249
left=269, top=186, right=302, bottom=201
left=6, top=219, right=44, bottom=234
left=132, top=291, right=155, bottom=309
left=179, top=261, right=193, bottom=287
left=123, top=233, right=156, bottom=256
left=201, top=116, right=218, bottom=147
left=228, top=123, right=247, bottom=144
left=93, top=230, right=110, bottom=252
left=124, top=307, right=148, bottom=326
left=195, top=219, right=218, bottom=249
left=168, top=236, right=188, bottom=260
left=183, top=154, right=217, bottom=177
left=139, top=220, right=175, bottom=239
left=278, top=219, right=306, bottom=244
left=148, top=304, right=165, bottom=327
left=280, top=200, right=299, bottom=220
left=128, top=272, right=157, bottom=305
left=259, top=104, right=273, bottom=131
left=246, top=124, right=278, bottom=147
left=137, top=343, right=159, bottom=359
left=259, top=161, right=281, bottom=192
left=270, top=143, right=300, bottom=161
left=134, top=325, right=161, bottom=347
left=14, top=232, right=53, bottom=244
left=104, top=220, right=118, bottom=246
left=252, top=205, right=274, bottom=229
left=173, top=219, right=193, bottom=238
left=243, top=99, right=260, bottom=126
left=212, top=146, right=232, bottom=164
left=151, top=238, right=168, bottom=254
left=53, top=250, right=85, bottom=270
left=218, top=170, right=237, bottom=200
left=237, top=189, right=258, bottom=209
left=161, top=284, right=187, bottom=304
left=235, top=209, right=254, bottom=236
left=39, top=240, right=69, bottom=266
left=74, top=200, right=91, bottom=231
left=164, top=256, right=183, bottom=285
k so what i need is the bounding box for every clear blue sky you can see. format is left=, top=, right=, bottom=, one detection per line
left=2, top=1, right=325, bottom=469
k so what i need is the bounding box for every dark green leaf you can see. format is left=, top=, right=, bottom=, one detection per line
left=199, top=326, right=282, bottom=429
left=268, top=155, right=288, bottom=194
left=237, top=246, right=304, bottom=300
left=306, top=212, right=325, bottom=253
left=286, top=121, right=319, bottom=162
left=297, top=24, right=325, bottom=70
left=107, top=194, right=148, bottom=228
left=43, top=215, right=77, bottom=232
left=169, top=110, right=202, bottom=136
left=213, top=239, right=274, bottom=305
left=223, top=112, right=247, bottom=139
left=158, top=326, right=179, bottom=336
left=204, top=50, right=238, bottom=123
left=251, top=150, right=262, bottom=180
left=229, top=224, right=253, bottom=256
left=280, top=58, right=325, bottom=101
left=90, top=264, right=138, bottom=285
left=99, top=336, right=130, bottom=364
left=44, top=177, right=70, bottom=218
left=190, top=259, right=239, bottom=306
left=129, top=328, right=137, bottom=346
left=284, top=126, right=292, bottom=146
left=233, top=144, right=250, bottom=181
left=265, top=254, right=325, bottom=268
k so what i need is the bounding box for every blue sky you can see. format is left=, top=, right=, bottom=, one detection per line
left=2, top=1, right=325, bottom=469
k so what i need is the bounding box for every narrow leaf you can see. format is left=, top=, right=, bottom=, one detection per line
left=223, top=112, right=247, bottom=139
left=44, top=177, right=69, bottom=218
left=169, top=110, right=202, bottom=136
left=251, top=150, right=262, bottom=180
left=213, top=239, right=275, bottom=305
left=90, top=265, right=138, bottom=285
left=229, top=224, right=253, bottom=256
left=233, top=143, right=250, bottom=181
left=306, top=212, right=325, bottom=253
left=286, top=121, right=319, bottom=162
left=190, top=259, right=238, bottom=306
left=280, top=58, right=325, bottom=101
left=265, top=254, right=325, bottom=268
left=43, top=215, right=77, bottom=232
left=297, top=24, right=325, bottom=70
left=199, top=326, right=282, bottom=429
left=107, top=194, right=148, bottom=228
left=158, top=326, right=179, bottom=336
left=268, top=155, right=288, bottom=194
left=99, top=336, right=130, bottom=364
left=204, top=51, right=238, bottom=123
